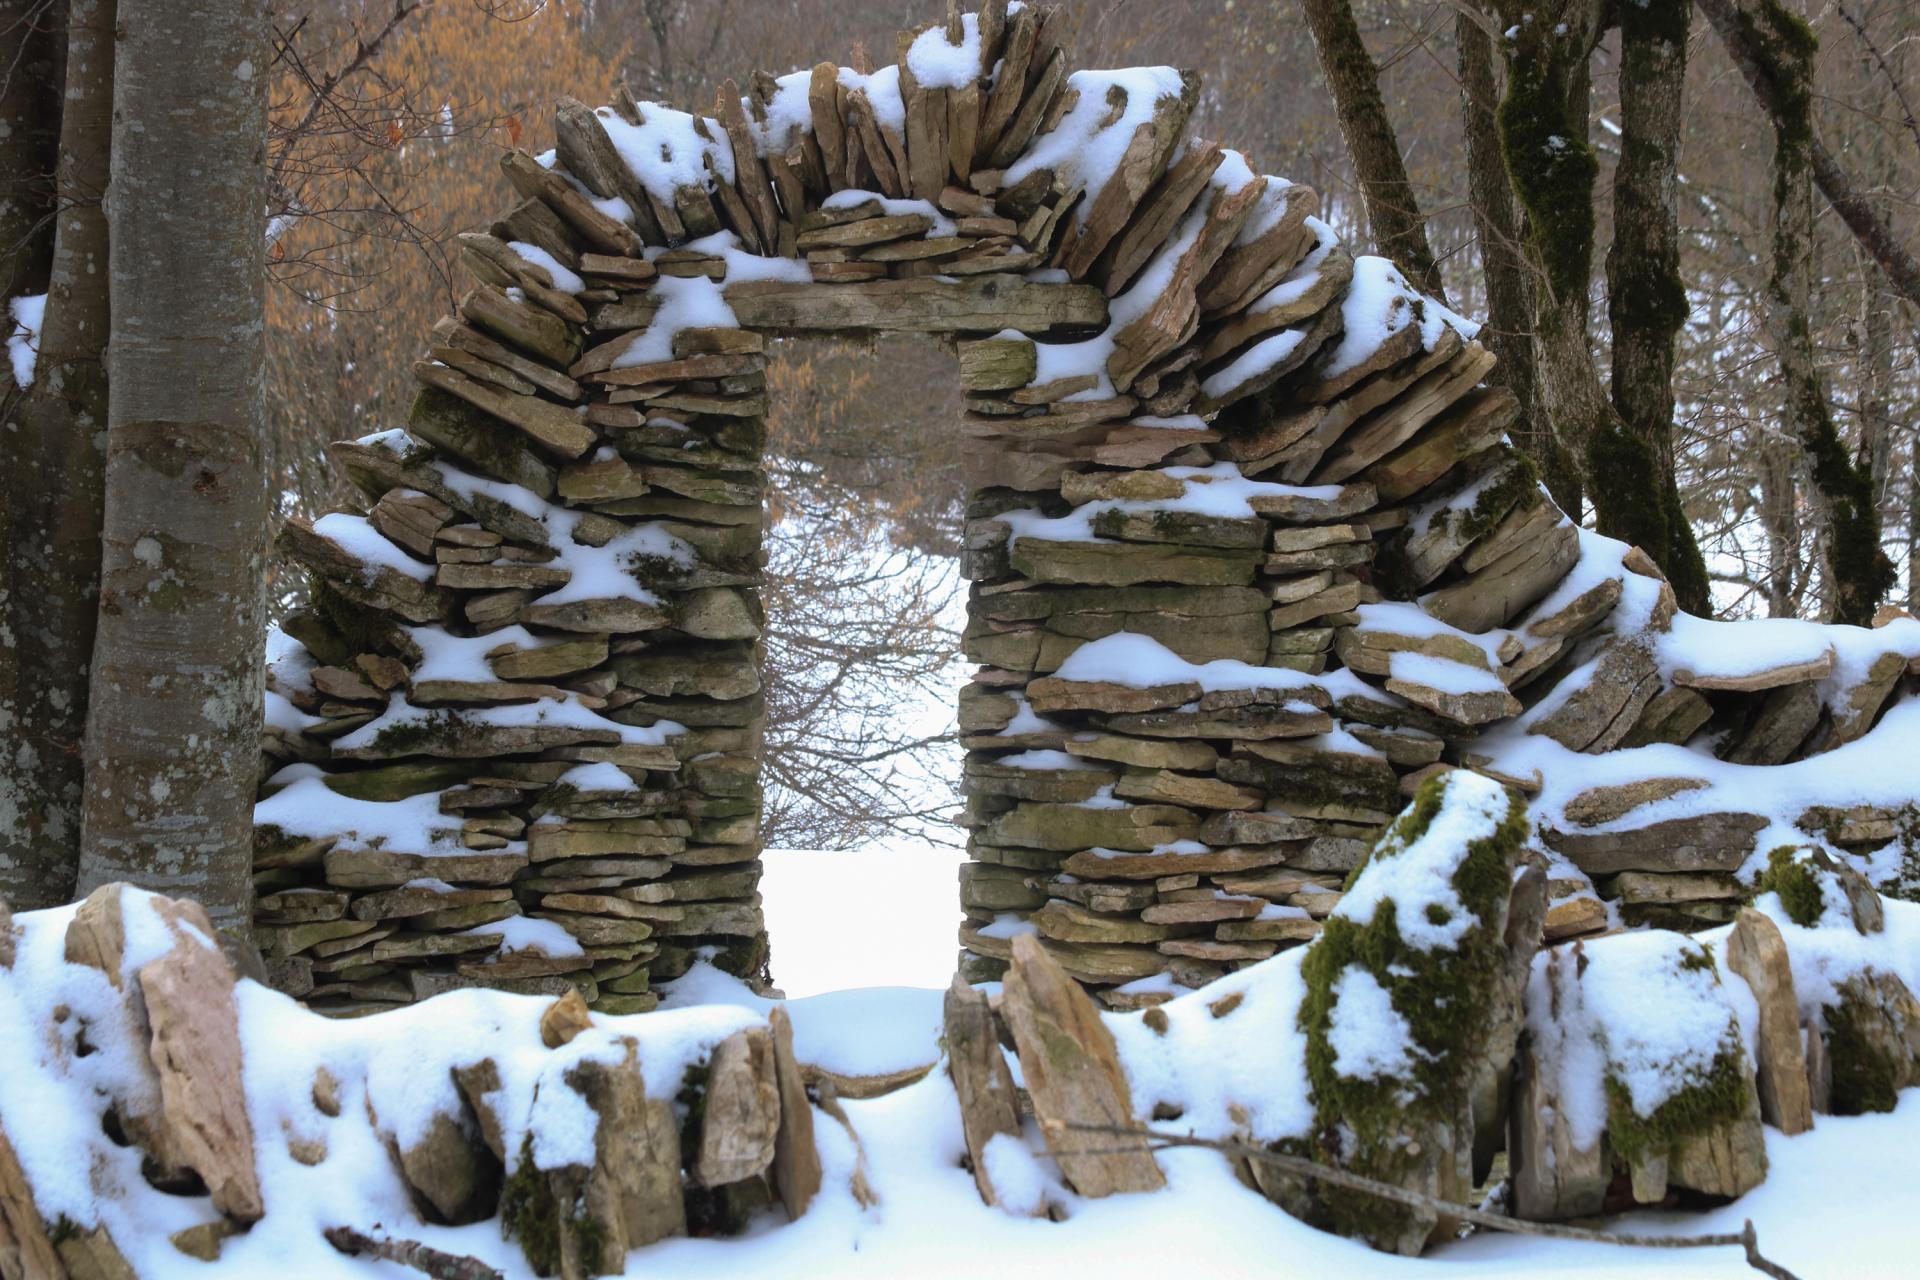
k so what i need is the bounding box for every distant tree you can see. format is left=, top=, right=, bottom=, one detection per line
left=76, top=0, right=269, bottom=929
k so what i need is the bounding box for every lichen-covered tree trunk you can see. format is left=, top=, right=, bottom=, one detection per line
left=1599, top=0, right=1711, bottom=614
left=1758, top=438, right=1801, bottom=618
left=1854, top=246, right=1893, bottom=511
left=77, top=0, right=267, bottom=930
left=0, top=0, right=112, bottom=910
left=1484, top=0, right=1607, bottom=521
left=1455, top=10, right=1534, bottom=424
left=1728, top=0, right=1891, bottom=623
left=0, top=0, right=64, bottom=300
left=1301, top=0, right=1445, bottom=299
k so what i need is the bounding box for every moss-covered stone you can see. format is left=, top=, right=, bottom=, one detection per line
left=1294, top=770, right=1530, bottom=1253
left=1753, top=845, right=1826, bottom=927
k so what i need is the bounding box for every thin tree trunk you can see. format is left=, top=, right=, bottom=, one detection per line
left=1758, top=437, right=1799, bottom=618
left=1698, top=0, right=1920, bottom=313
left=1855, top=257, right=1893, bottom=509
left=78, top=0, right=267, bottom=930
left=1715, top=0, right=1890, bottom=623
left=1485, top=0, right=1608, bottom=521
left=0, top=0, right=64, bottom=299
left=1598, top=0, right=1711, bottom=614
left=0, top=0, right=114, bottom=910
left=1455, top=10, right=1535, bottom=420
left=1301, top=0, right=1445, bottom=299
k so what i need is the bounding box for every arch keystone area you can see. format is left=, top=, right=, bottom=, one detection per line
left=254, top=1, right=1920, bottom=1015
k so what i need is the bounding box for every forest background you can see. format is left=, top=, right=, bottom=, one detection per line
left=6, top=0, right=1918, bottom=859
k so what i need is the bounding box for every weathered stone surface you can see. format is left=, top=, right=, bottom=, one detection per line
left=980, top=802, right=1197, bottom=853
left=541, top=989, right=594, bottom=1048
left=1528, top=640, right=1661, bottom=754
left=943, top=978, right=1027, bottom=1210
left=1543, top=813, right=1768, bottom=875
left=1059, top=844, right=1283, bottom=880
left=1001, top=934, right=1164, bottom=1197
left=1824, top=968, right=1920, bottom=1115
left=392, top=1106, right=500, bottom=1225
left=1725, top=910, right=1813, bottom=1135
left=1562, top=777, right=1709, bottom=827
left=546, top=1038, right=685, bottom=1274
left=1509, top=1024, right=1609, bottom=1221
left=0, top=1115, right=64, bottom=1280
left=1672, top=650, right=1835, bottom=693
left=134, top=897, right=265, bottom=1223
left=768, top=1006, right=822, bottom=1219
left=1032, top=898, right=1177, bottom=944
left=692, top=1027, right=780, bottom=1187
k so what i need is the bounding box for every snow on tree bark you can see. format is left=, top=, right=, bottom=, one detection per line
left=0, top=0, right=115, bottom=912
left=77, top=0, right=267, bottom=930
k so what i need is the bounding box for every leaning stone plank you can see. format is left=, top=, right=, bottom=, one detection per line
left=1542, top=812, right=1768, bottom=875
left=943, top=977, right=1027, bottom=1209
left=413, top=360, right=597, bottom=461
left=552, top=97, right=666, bottom=244
left=1056, top=70, right=1199, bottom=280
left=136, top=901, right=265, bottom=1222
left=407, top=387, right=559, bottom=499
left=1671, top=651, right=1836, bottom=693
left=1725, top=909, right=1814, bottom=1136
left=276, top=517, right=445, bottom=625
left=499, top=147, right=644, bottom=257
left=768, top=1006, right=822, bottom=1219
left=1001, top=934, right=1164, bottom=1197
left=691, top=1026, right=781, bottom=1187
left=723, top=277, right=1106, bottom=333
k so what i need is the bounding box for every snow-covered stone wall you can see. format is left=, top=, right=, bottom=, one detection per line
left=256, top=0, right=1920, bottom=1019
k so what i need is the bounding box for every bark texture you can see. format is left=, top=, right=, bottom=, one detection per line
left=1714, top=0, right=1891, bottom=623
left=1301, top=0, right=1445, bottom=299
left=0, top=0, right=112, bottom=910
left=78, top=0, right=268, bottom=929
left=1599, top=0, right=1710, bottom=614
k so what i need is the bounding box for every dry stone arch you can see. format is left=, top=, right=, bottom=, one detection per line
left=254, top=1, right=1920, bottom=1014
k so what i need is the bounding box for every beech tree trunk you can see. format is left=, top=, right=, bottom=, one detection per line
left=1301, top=0, right=1445, bottom=299
left=1720, top=0, right=1890, bottom=623
left=1455, top=11, right=1538, bottom=468
left=1599, top=0, right=1711, bottom=614
left=0, top=0, right=64, bottom=300
left=77, top=0, right=268, bottom=930
left=0, top=0, right=109, bottom=910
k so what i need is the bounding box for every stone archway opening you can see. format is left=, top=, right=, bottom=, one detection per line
left=252, top=2, right=1833, bottom=1019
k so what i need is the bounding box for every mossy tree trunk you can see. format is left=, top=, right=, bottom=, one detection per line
left=1599, top=0, right=1711, bottom=614
left=1455, top=10, right=1535, bottom=431
left=77, top=0, right=268, bottom=931
left=1758, top=438, right=1802, bottom=617
left=0, top=0, right=111, bottom=911
left=1301, top=0, right=1445, bottom=299
left=1712, top=0, right=1891, bottom=623
left=1483, top=0, right=1609, bottom=522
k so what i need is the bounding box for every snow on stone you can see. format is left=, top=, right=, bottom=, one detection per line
left=1657, top=611, right=1834, bottom=684
left=820, top=189, right=958, bottom=236
left=536, top=504, right=691, bottom=608
left=1246, top=217, right=1338, bottom=317
left=994, top=693, right=1062, bottom=738
left=508, top=241, right=585, bottom=294
left=312, top=511, right=432, bottom=581
left=1527, top=929, right=1744, bottom=1148
left=6, top=291, right=45, bottom=387
left=1333, top=769, right=1508, bottom=951
left=835, top=63, right=906, bottom=134
left=1199, top=328, right=1309, bottom=399
left=749, top=69, right=814, bottom=152
left=1319, top=255, right=1470, bottom=379
left=1229, top=171, right=1297, bottom=246
left=906, top=14, right=982, bottom=88
left=256, top=763, right=466, bottom=852
left=1050, top=632, right=1321, bottom=696
left=408, top=624, right=542, bottom=682
left=555, top=760, right=641, bottom=792
left=615, top=273, right=741, bottom=367
left=334, top=687, right=683, bottom=752
left=998, top=748, right=1102, bottom=771
left=1326, top=965, right=1420, bottom=1081
left=1388, top=650, right=1509, bottom=695
left=999, top=460, right=1337, bottom=543
left=462, top=915, right=585, bottom=960
left=1354, top=602, right=1510, bottom=667
left=1006, top=67, right=1188, bottom=227
left=647, top=230, right=811, bottom=282
left=595, top=102, right=735, bottom=204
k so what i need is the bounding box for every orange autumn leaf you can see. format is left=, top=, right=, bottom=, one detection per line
left=504, top=113, right=523, bottom=145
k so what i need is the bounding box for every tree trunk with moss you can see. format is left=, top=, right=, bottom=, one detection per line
left=0, top=0, right=111, bottom=911
left=1599, top=0, right=1711, bottom=614
left=1455, top=10, right=1535, bottom=428
left=1484, top=0, right=1607, bottom=521
left=1301, top=0, right=1445, bottom=299
left=76, top=0, right=268, bottom=931
left=1717, top=0, right=1891, bottom=623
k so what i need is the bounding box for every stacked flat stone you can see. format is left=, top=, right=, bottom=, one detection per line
left=255, top=0, right=1920, bottom=1013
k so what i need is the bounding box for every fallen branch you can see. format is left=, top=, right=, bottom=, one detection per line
left=1057, top=1123, right=1801, bottom=1280
left=322, top=1226, right=503, bottom=1280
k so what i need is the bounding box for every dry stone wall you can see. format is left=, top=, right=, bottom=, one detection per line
left=255, top=0, right=1920, bottom=1014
